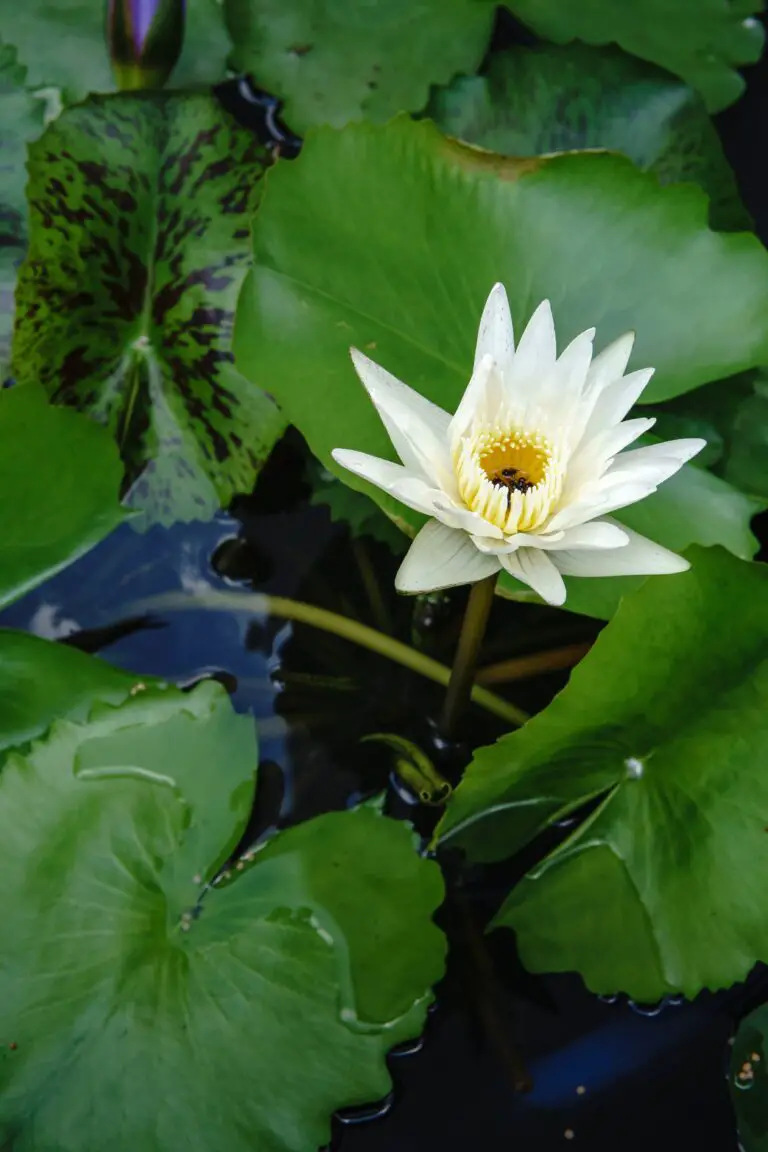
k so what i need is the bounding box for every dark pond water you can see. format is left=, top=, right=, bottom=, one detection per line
left=5, top=9, right=768, bottom=1149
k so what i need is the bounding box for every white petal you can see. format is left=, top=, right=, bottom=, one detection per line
left=555, top=520, right=629, bottom=550
left=583, top=331, right=635, bottom=399
left=503, top=300, right=557, bottom=404
left=395, top=520, right=500, bottom=593
left=332, top=449, right=445, bottom=519
left=474, top=283, right=514, bottom=374
left=555, top=327, right=595, bottom=399
left=349, top=348, right=453, bottom=487
left=551, top=525, right=690, bottom=577
left=606, top=438, right=706, bottom=485
left=545, top=482, right=656, bottom=533
left=449, top=353, right=503, bottom=448
left=584, top=367, right=654, bottom=433
left=501, top=548, right=567, bottom=605
left=432, top=498, right=504, bottom=539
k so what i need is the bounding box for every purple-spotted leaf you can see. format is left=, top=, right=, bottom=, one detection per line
left=13, top=91, right=285, bottom=528
left=0, top=42, right=46, bottom=382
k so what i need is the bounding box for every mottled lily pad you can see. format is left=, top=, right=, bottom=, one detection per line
left=13, top=92, right=285, bottom=527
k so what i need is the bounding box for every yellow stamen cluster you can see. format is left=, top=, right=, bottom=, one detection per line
left=454, top=424, right=563, bottom=534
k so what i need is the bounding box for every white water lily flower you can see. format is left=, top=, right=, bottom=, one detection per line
left=332, top=284, right=706, bottom=606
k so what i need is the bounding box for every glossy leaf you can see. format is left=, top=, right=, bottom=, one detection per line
left=2, top=0, right=230, bottom=102
left=235, top=117, right=768, bottom=616
left=427, top=42, right=749, bottom=232
left=0, top=385, right=126, bottom=609
left=309, top=463, right=407, bottom=553
left=0, top=682, right=445, bottom=1150
left=0, top=629, right=150, bottom=758
left=507, top=0, right=765, bottom=112
left=13, top=92, right=285, bottom=527
left=0, top=43, right=46, bottom=381
left=439, top=548, right=768, bottom=1000
left=224, top=0, right=495, bottom=132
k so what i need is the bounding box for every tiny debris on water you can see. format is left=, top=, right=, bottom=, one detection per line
left=576, top=1085, right=586, bottom=1095
left=564, top=1129, right=575, bottom=1140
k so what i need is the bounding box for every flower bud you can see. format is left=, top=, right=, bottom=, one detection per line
left=107, top=0, right=185, bottom=90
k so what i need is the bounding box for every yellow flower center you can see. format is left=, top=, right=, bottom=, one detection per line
left=454, top=425, right=562, bottom=534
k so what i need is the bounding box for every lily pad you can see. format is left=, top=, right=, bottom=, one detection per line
left=507, top=0, right=764, bottom=112
left=235, top=116, right=768, bottom=616
left=426, top=42, right=749, bottom=232
left=0, top=628, right=150, bottom=758
left=0, top=681, right=446, bottom=1150
left=224, top=0, right=495, bottom=132
left=0, top=42, right=46, bottom=381
left=1, top=0, right=231, bottom=103
left=439, top=547, right=768, bottom=1000
left=0, top=385, right=126, bottom=609
left=13, top=91, right=285, bottom=527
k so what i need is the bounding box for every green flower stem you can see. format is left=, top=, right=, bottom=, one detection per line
left=476, top=641, right=592, bottom=685
left=440, top=573, right=500, bottom=741
left=137, top=589, right=527, bottom=728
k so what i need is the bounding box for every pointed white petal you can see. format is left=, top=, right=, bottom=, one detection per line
left=607, top=438, right=706, bottom=485
left=474, top=283, right=514, bottom=374
left=395, top=520, right=501, bottom=593
left=551, top=525, right=690, bottom=577
left=332, top=449, right=445, bottom=519
left=502, top=300, right=557, bottom=405
left=555, top=520, right=629, bottom=550
left=583, top=331, right=635, bottom=398
left=349, top=348, right=453, bottom=486
left=555, top=327, right=595, bottom=399
left=585, top=366, right=654, bottom=432
left=449, top=353, right=503, bottom=448
left=501, top=548, right=567, bottom=605
left=545, top=481, right=655, bottom=534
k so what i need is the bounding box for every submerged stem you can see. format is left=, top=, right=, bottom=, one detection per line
left=440, top=573, right=499, bottom=741
left=476, top=641, right=591, bottom=685
left=136, top=589, right=528, bottom=728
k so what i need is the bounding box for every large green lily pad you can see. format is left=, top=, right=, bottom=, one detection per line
left=0, top=385, right=126, bottom=609
left=0, top=681, right=445, bottom=1150
left=235, top=116, right=768, bottom=616
left=224, top=0, right=495, bottom=132
left=13, top=91, right=285, bottom=527
left=0, top=43, right=46, bottom=381
left=439, top=548, right=768, bottom=1000
left=1, top=0, right=231, bottom=103
left=426, top=42, right=749, bottom=232
left=0, top=628, right=151, bottom=758
left=507, top=0, right=764, bottom=112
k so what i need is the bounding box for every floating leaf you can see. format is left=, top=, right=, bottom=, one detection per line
left=0, top=385, right=126, bottom=609
left=0, top=681, right=445, bottom=1150
left=0, top=43, right=46, bottom=381
left=235, top=117, right=768, bottom=615
left=1, top=0, right=230, bottom=102
left=0, top=629, right=151, bottom=758
left=506, top=0, right=764, bottom=112
left=439, top=548, right=768, bottom=1000
left=731, top=1003, right=768, bottom=1150
left=224, top=0, right=495, bottom=131
left=13, top=92, right=285, bottom=527
left=426, top=42, right=749, bottom=232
